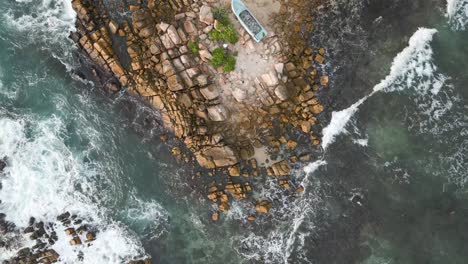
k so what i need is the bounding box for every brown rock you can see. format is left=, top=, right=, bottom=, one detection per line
left=212, top=212, right=219, bottom=221
left=196, top=145, right=238, bottom=168
left=228, top=165, right=241, bottom=176
left=199, top=49, right=212, bottom=61
left=207, top=105, right=229, bottom=121
left=86, top=232, right=96, bottom=241
left=218, top=202, right=230, bottom=212
left=200, top=84, right=219, bottom=100
left=247, top=215, right=256, bottom=221
left=183, top=20, right=197, bottom=35
left=255, top=200, right=272, bottom=214
left=108, top=20, right=119, bottom=34
left=69, top=237, right=82, bottom=246
left=296, top=186, right=305, bottom=193
left=287, top=140, right=297, bottom=150
left=199, top=5, right=214, bottom=25
left=167, top=25, right=182, bottom=45
left=167, top=75, right=184, bottom=91
left=315, top=54, right=325, bottom=64
left=320, top=75, right=329, bottom=86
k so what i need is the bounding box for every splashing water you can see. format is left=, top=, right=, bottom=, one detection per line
left=321, top=28, right=440, bottom=150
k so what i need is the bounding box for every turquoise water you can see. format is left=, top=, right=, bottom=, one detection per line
left=0, top=0, right=468, bottom=263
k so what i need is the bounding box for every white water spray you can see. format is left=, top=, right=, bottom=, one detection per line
left=321, top=28, right=439, bottom=150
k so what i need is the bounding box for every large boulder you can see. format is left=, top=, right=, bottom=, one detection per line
left=196, top=145, right=238, bottom=168
left=207, top=105, right=229, bottom=121
left=199, top=5, right=214, bottom=25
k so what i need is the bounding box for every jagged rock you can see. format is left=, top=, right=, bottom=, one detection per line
left=287, top=140, right=297, bottom=150
left=57, top=212, right=70, bottom=222
left=261, top=71, right=279, bottom=87
left=196, top=145, right=238, bottom=168
left=207, top=105, right=229, bottom=121
left=183, top=20, right=197, bottom=35
left=218, top=202, right=229, bottom=212
left=65, top=228, right=75, bottom=236
left=157, top=22, right=170, bottom=32
left=108, top=20, right=119, bottom=34
left=232, top=88, right=247, bottom=102
left=212, top=212, right=219, bottom=221
left=167, top=25, right=182, bottom=45
left=228, top=165, right=241, bottom=176
left=69, top=237, right=82, bottom=245
left=161, top=34, right=175, bottom=49
left=320, top=75, right=329, bottom=86
left=269, top=160, right=291, bottom=176
left=0, top=158, right=6, bottom=172
left=311, top=104, right=324, bottom=114
left=199, top=49, right=212, bottom=61
left=196, top=74, right=208, bottom=86
left=274, top=63, right=284, bottom=75
left=255, top=200, right=272, bottom=214
left=199, top=5, right=214, bottom=25
left=167, top=75, right=184, bottom=91
left=296, top=186, right=305, bottom=193
left=315, top=54, right=325, bottom=64
left=200, top=84, right=219, bottom=100
left=274, top=85, right=289, bottom=101
left=86, top=232, right=96, bottom=241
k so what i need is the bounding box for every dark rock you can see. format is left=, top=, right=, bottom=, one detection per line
left=0, top=158, right=6, bottom=172
left=56, top=212, right=70, bottom=222
left=23, top=226, right=34, bottom=234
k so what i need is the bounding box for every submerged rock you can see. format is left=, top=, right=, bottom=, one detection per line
left=255, top=200, right=272, bottom=214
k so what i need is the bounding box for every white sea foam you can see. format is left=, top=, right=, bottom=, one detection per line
left=0, top=116, right=149, bottom=263
left=235, top=162, right=325, bottom=263
left=353, top=138, right=369, bottom=146
left=321, top=28, right=440, bottom=150
left=3, top=0, right=78, bottom=68
left=447, top=0, right=468, bottom=30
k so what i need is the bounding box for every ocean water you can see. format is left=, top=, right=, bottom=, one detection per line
left=0, top=0, right=468, bottom=263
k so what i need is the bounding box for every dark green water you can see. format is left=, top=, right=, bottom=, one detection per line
left=0, top=0, right=467, bottom=263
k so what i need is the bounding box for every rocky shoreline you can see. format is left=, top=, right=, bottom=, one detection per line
left=70, top=0, right=328, bottom=219
left=0, top=159, right=151, bottom=264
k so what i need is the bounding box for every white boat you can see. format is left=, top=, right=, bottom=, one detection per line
left=231, top=0, right=268, bottom=42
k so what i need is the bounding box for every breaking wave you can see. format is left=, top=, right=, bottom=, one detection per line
left=447, top=0, right=468, bottom=30
left=321, top=28, right=441, bottom=150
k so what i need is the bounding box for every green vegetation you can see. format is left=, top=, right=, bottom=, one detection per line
left=209, top=8, right=239, bottom=44
left=187, top=41, right=199, bottom=54
left=213, top=7, right=230, bottom=25
left=211, top=48, right=236, bottom=72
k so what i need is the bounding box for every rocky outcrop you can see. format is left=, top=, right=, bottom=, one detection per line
left=70, top=0, right=328, bottom=216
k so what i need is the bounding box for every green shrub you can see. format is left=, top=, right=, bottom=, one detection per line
left=187, top=41, right=199, bottom=54
left=209, top=8, right=239, bottom=44
left=211, top=48, right=226, bottom=67
left=209, top=24, right=239, bottom=44
left=210, top=48, right=236, bottom=72
left=223, top=55, right=236, bottom=72
left=213, top=7, right=230, bottom=25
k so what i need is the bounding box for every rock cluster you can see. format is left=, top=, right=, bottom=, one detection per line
left=70, top=0, right=328, bottom=218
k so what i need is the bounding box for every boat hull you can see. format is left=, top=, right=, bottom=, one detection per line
left=231, top=0, right=268, bottom=42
